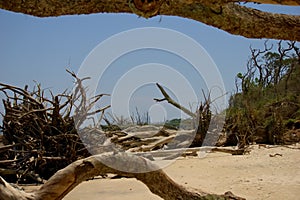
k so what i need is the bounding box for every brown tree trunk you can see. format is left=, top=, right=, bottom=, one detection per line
left=0, top=0, right=299, bottom=41
left=0, top=153, right=245, bottom=200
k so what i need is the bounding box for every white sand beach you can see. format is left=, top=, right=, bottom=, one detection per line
left=61, top=144, right=300, bottom=200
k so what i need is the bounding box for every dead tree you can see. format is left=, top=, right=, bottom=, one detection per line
left=154, top=83, right=222, bottom=147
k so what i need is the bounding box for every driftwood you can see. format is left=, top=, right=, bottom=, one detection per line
left=0, top=152, right=246, bottom=200
left=0, top=71, right=110, bottom=182
left=106, top=126, right=195, bottom=152
left=80, top=124, right=248, bottom=163
left=154, top=83, right=196, bottom=118
left=0, top=74, right=239, bottom=185
left=106, top=126, right=247, bottom=154
left=0, top=74, right=248, bottom=200
left=133, top=146, right=249, bottom=159
left=154, top=83, right=225, bottom=147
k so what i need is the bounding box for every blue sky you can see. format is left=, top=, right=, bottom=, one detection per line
left=0, top=4, right=299, bottom=123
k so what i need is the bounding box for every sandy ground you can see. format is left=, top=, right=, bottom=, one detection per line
left=24, top=144, right=300, bottom=200
left=60, top=144, right=300, bottom=200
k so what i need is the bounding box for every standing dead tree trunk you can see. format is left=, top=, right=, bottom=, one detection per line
left=0, top=152, right=245, bottom=200
left=194, top=98, right=212, bottom=147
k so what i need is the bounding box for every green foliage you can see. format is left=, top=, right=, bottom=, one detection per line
left=226, top=41, right=300, bottom=145
left=164, top=118, right=181, bottom=130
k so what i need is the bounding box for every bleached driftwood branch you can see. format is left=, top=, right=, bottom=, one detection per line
left=0, top=152, right=245, bottom=200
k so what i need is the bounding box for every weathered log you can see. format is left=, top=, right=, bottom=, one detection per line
left=129, top=135, right=176, bottom=152
left=132, top=146, right=249, bottom=159
left=0, top=152, right=246, bottom=200
left=0, top=177, right=35, bottom=200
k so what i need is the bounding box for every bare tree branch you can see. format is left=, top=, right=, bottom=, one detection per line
left=0, top=0, right=299, bottom=40
left=154, top=83, right=197, bottom=118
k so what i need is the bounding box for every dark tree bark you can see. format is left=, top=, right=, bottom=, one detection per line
left=0, top=0, right=299, bottom=41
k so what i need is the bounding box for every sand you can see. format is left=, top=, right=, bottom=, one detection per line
left=48, top=144, right=300, bottom=199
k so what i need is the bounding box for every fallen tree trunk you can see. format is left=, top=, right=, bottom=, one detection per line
left=0, top=152, right=245, bottom=200
left=132, top=146, right=249, bottom=159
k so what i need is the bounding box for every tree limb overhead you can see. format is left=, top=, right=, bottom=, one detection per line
left=0, top=0, right=299, bottom=41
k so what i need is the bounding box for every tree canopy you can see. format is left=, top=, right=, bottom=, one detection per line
left=0, top=0, right=299, bottom=41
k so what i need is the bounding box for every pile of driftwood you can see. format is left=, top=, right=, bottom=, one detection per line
left=105, top=125, right=194, bottom=152
left=80, top=125, right=196, bottom=158
left=0, top=73, right=248, bottom=200
left=79, top=124, right=246, bottom=165
left=0, top=71, right=110, bottom=183
left=0, top=72, right=246, bottom=185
